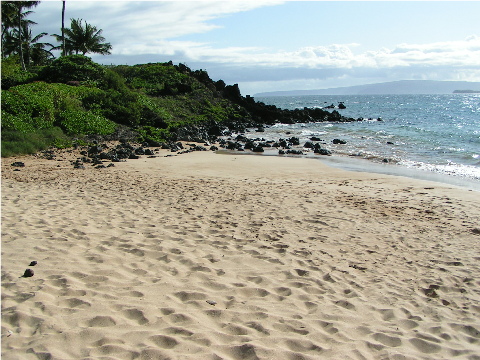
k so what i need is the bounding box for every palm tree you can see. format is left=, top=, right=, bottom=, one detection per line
left=1, top=2, right=17, bottom=42
left=61, top=0, right=66, bottom=56
left=13, top=1, right=41, bottom=70
left=3, top=22, right=54, bottom=66
left=53, top=18, right=112, bottom=56
left=1, top=1, right=39, bottom=63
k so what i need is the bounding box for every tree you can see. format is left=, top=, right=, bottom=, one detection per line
left=61, top=0, right=66, bottom=56
left=14, top=1, right=41, bottom=70
left=53, top=18, right=112, bottom=56
left=1, top=1, right=39, bottom=62
left=2, top=22, right=54, bottom=66
left=1, top=2, right=17, bottom=44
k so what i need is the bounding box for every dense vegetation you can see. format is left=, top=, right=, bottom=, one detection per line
left=1, top=55, right=352, bottom=157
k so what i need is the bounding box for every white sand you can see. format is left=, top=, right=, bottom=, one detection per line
left=2, top=146, right=480, bottom=360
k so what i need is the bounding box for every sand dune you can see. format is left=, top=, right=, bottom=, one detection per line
left=2, top=146, right=480, bottom=359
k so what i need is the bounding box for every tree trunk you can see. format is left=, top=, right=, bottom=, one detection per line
left=61, top=0, right=66, bottom=56
left=18, top=5, right=26, bottom=70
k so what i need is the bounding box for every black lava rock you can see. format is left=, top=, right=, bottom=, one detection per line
left=287, top=137, right=300, bottom=146
left=286, top=149, right=303, bottom=155
left=244, top=141, right=255, bottom=150
left=73, top=160, right=85, bottom=169
left=99, top=152, right=111, bottom=160
left=314, top=148, right=332, bottom=155
left=23, top=269, right=34, bottom=277
left=134, top=147, right=145, bottom=155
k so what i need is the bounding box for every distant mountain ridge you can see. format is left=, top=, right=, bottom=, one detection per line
left=255, top=80, right=480, bottom=97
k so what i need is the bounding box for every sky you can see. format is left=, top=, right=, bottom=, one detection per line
left=28, top=0, right=480, bottom=95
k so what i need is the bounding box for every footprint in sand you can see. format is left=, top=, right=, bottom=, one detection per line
left=87, top=316, right=117, bottom=327
left=274, top=287, right=292, bottom=296
left=60, top=298, right=91, bottom=309
left=122, top=308, right=149, bottom=325
left=409, top=337, right=441, bottom=354
left=174, top=291, right=206, bottom=302
left=148, top=335, right=179, bottom=349
left=222, top=323, right=251, bottom=336
left=372, top=333, right=402, bottom=347
left=245, top=321, right=271, bottom=335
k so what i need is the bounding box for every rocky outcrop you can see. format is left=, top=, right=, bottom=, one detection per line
left=218, top=134, right=334, bottom=157
left=65, top=140, right=217, bottom=169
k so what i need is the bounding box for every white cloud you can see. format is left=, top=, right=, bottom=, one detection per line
left=79, top=1, right=285, bottom=49
left=32, top=1, right=284, bottom=54
left=29, top=2, right=480, bottom=93
left=113, top=35, right=480, bottom=73
left=33, top=2, right=479, bottom=72
left=381, top=36, right=480, bottom=67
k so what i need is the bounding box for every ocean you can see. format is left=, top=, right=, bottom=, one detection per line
left=247, top=94, right=480, bottom=189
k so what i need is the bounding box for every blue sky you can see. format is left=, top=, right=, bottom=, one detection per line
left=29, top=1, right=480, bottom=95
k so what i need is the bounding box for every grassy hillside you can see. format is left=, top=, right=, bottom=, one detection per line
left=1, top=55, right=352, bottom=157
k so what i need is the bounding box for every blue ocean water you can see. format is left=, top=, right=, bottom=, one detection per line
left=253, top=94, right=480, bottom=183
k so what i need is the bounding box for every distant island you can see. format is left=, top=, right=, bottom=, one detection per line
left=453, top=90, right=480, bottom=93
left=255, top=80, right=480, bottom=96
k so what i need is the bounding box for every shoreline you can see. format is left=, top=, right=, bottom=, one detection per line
left=3, top=142, right=478, bottom=190
left=2, top=146, right=480, bottom=359
left=217, top=148, right=480, bottom=192
left=312, top=154, right=480, bottom=192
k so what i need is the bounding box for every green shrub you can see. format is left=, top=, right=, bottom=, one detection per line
left=1, top=83, right=57, bottom=132
left=137, top=125, right=171, bottom=143
left=111, top=63, right=194, bottom=96
left=137, top=94, right=171, bottom=127
left=83, top=88, right=143, bottom=127
left=58, top=109, right=116, bottom=135
left=37, top=55, right=106, bottom=84
left=1, top=56, right=37, bottom=90
left=202, top=100, right=230, bottom=123
left=1, top=127, right=71, bottom=157
left=99, top=68, right=128, bottom=91
left=2, top=82, right=116, bottom=136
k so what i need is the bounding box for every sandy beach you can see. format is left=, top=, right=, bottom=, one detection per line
left=2, top=145, right=480, bottom=360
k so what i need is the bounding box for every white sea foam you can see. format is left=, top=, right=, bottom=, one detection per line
left=247, top=94, right=480, bottom=185
left=399, top=160, right=480, bottom=180
left=300, top=130, right=327, bottom=136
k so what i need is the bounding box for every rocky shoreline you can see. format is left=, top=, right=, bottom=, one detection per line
left=161, top=78, right=358, bottom=144
left=7, top=126, right=347, bottom=172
